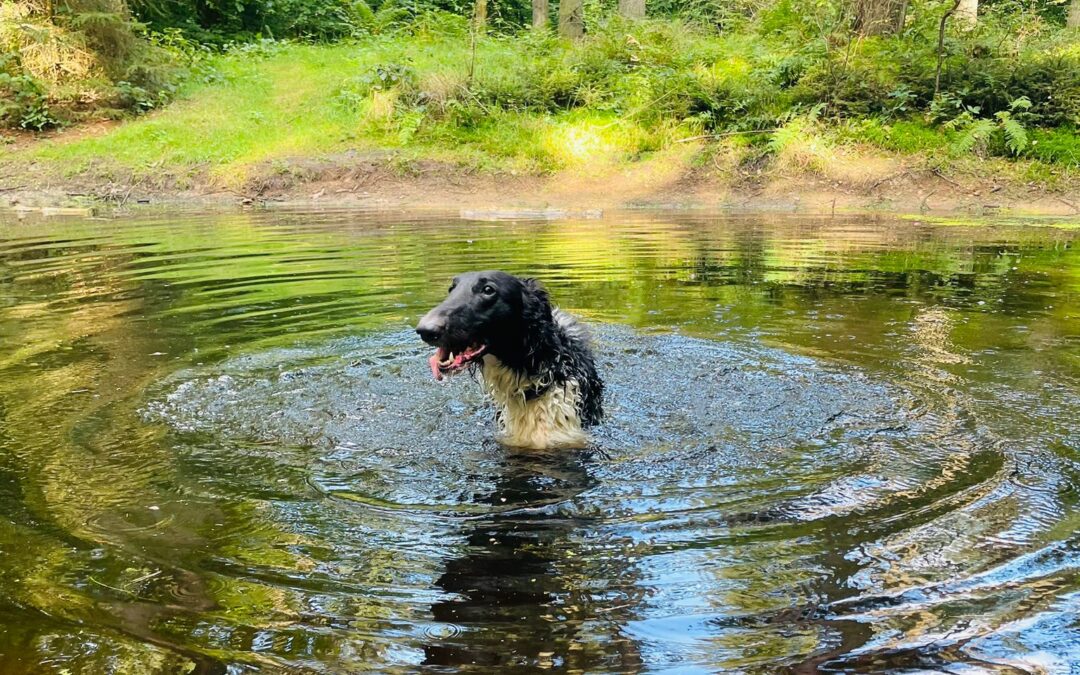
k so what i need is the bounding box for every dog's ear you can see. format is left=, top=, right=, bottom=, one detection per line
left=521, top=277, right=553, bottom=323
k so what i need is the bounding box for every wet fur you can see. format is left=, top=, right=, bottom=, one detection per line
left=479, top=307, right=603, bottom=449
left=420, top=273, right=603, bottom=449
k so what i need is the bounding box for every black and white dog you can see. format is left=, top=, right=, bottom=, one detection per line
left=416, top=271, right=603, bottom=449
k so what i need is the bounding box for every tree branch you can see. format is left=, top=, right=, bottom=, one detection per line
left=935, top=0, right=963, bottom=99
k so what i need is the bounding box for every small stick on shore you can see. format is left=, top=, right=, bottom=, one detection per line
left=675, top=129, right=779, bottom=144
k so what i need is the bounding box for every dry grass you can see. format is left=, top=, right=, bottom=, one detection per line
left=0, top=2, right=98, bottom=86
left=366, top=89, right=398, bottom=123
left=416, top=70, right=468, bottom=117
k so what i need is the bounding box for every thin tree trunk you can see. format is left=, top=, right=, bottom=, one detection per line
left=532, top=0, right=548, bottom=28
left=473, top=0, right=488, bottom=29
left=955, top=0, right=977, bottom=27
left=558, top=0, right=583, bottom=39
left=893, top=0, right=908, bottom=33
left=1068, top=0, right=1080, bottom=28
left=619, top=0, right=645, bottom=20
left=935, top=0, right=963, bottom=98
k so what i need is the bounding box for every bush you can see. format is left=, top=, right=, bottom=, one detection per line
left=0, top=68, right=57, bottom=130
left=1026, top=127, right=1080, bottom=165
left=0, top=0, right=180, bottom=129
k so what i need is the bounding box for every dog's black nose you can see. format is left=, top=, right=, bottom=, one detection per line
left=416, top=316, right=445, bottom=345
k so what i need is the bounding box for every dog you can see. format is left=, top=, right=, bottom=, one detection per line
left=415, top=271, right=603, bottom=449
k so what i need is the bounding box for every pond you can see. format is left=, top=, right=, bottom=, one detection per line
left=0, top=208, right=1077, bottom=673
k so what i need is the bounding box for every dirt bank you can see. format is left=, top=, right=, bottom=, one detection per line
left=3, top=147, right=1079, bottom=217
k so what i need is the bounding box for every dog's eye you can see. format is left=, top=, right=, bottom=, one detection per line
left=482, top=284, right=496, bottom=296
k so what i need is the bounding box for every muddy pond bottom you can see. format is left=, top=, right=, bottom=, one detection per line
left=0, top=209, right=1077, bottom=673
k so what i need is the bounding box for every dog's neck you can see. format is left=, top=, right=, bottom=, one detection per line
left=486, top=326, right=558, bottom=378
left=473, top=307, right=597, bottom=449
left=479, top=354, right=587, bottom=450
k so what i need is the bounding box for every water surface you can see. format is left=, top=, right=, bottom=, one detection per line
left=0, top=209, right=1077, bottom=673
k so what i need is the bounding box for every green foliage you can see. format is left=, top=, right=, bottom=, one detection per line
left=942, top=97, right=1035, bottom=158
left=129, top=0, right=480, bottom=41
left=1026, top=127, right=1080, bottom=165
left=997, top=111, right=1029, bottom=156
left=843, top=118, right=947, bottom=153
left=0, top=0, right=181, bottom=129
left=6, top=0, right=1078, bottom=175
left=0, top=54, right=56, bottom=129
left=947, top=116, right=995, bottom=156
left=130, top=0, right=363, bottom=41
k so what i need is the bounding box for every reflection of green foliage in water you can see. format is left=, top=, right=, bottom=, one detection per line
left=0, top=210, right=1076, bottom=671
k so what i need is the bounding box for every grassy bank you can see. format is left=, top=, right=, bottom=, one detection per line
left=2, top=18, right=1078, bottom=211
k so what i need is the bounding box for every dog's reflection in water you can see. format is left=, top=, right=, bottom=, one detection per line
left=423, top=447, right=643, bottom=670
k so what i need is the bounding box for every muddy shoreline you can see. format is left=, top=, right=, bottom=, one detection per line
left=3, top=152, right=1079, bottom=217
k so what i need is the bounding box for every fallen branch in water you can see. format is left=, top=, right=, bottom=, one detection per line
left=88, top=569, right=162, bottom=596
left=129, top=570, right=163, bottom=585
left=88, top=576, right=138, bottom=596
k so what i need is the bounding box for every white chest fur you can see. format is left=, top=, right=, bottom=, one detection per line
left=480, top=354, right=587, bottom=449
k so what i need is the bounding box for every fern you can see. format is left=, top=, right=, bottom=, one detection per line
left=1009, top=96, right=1033, bottom=112
left=996, top=112, right=1028, bottom=155
left=373, top=6, right=412, bottom=33
left=352, top=0, right=376, bottom=28
left=767, top=116, right=805, bottom=154
left=949, top=118, right=994, bottom=156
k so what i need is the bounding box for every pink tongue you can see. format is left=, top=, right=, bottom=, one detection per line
left=429, top=347, right=447, bottom=381
left=428, top=346, right=481, bottom=381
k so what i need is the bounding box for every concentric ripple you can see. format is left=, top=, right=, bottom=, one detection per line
left=0, top=208, right=1076, bottom=673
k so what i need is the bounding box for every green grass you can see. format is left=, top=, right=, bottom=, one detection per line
left=1028, top=128, right=1080, bottom=166
left=21, top=43, right=374, bottom=183
left=2, top=20, right=1076, bottom=190
left=11, top=33, right=687, bottom=184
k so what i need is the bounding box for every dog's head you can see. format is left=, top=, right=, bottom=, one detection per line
left=416, top=270, right=551, bottom=380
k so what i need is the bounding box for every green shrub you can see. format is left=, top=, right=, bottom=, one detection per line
left=0, top=0, right=181, bottom=129
left=1026, top=128, right=1080, bottom=166
left=0, top=72, right=57, bottom=130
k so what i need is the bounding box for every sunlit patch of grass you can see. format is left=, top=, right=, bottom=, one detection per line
left=836, top=118, right=948, bottom=154
left=538, top=113, right=668, bottom=168
left=29, top=43, right=373, bottom=185
left=9, top=24, right=735, bottom=180
left=767, top=114, right=836, bottom=175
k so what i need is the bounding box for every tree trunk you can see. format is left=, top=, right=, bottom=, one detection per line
left=619, top=0, right=645, bottom=20
left=935, top=0, right=963, bottom=98
left=852, top=0, right=907, bottom=35
left=1068, top=0, right=1080, bottom=28
left=558, top=0, right=583, bottom=39
left=893, top=0, right=908, bottom=33
left=532, top=0, right=548, bottom=28
left=473, top=0, right=488, bottom=29
left=955, top=0, right=977, bottom=27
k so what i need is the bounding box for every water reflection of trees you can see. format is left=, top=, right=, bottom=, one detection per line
left=0, top=211, right=1075, bottom=671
